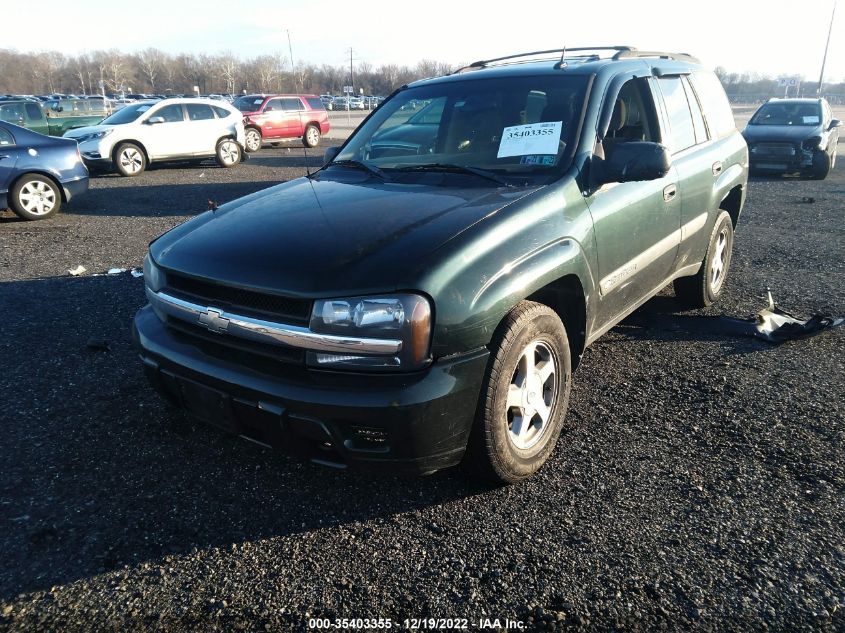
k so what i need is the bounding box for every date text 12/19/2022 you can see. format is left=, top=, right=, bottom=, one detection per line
left=307, top=617, right=526, bottom=630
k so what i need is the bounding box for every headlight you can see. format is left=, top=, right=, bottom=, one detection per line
left=143, top=253, right=166, bottom=293
left=74, top=129, right=112, bottom=143
left=802, top=136, right=822, bottom=151
left=308, top=293, right=432, bottom=371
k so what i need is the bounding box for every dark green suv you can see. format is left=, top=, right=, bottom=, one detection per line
left=133, top=47, right=747, bottom=483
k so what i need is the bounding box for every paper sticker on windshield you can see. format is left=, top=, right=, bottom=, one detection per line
left=803, top=115, right=820, bottom=124
left=497, top=122, right=562, bottom=158
left=520, top=155, right=556, bottom=166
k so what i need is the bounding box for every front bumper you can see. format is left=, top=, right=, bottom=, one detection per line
left=132, top=305, right=489, bottom=474
left=747, top=142, right=816, bottom=172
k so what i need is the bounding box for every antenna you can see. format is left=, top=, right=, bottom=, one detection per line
left=559, top=45, right=567, bottom=68
left=303, top=144, right=311, bottom=178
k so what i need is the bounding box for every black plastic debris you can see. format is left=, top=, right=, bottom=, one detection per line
left=86, top=338, right=111, bottom=352
left=720, top=290, right=844, bottom=344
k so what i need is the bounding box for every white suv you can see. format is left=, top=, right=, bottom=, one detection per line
left=64, top=98, right=246, bottom=176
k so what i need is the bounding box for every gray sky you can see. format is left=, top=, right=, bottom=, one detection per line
left=4, top=0, right=843, bottom=81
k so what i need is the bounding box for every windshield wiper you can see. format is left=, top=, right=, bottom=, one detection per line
left=392, top=163, right=512, bottom=187
left=330, top=159, right=391, bottom=181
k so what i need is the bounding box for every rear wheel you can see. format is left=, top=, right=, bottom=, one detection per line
left=674, top=210, right=733, bottom=308
left=303, top=124, right=321, bottom=148
left=244, top=128, right=262, bottom=153
left=9, top=174, right=62, bottom=220
left=463, top=301, right=571, bottom=484
left=114, top=142, right=146, bottom=177
left=215, top=138, right=242, bottom=168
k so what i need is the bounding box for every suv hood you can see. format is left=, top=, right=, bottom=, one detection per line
left=151, top=174, right=538, bottom=297
left=742, top=124, right=823, bottom=143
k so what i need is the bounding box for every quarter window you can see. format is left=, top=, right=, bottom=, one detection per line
left=0, top=128, right=14, bottom=145
left=212, top=106, right=231, bottom=118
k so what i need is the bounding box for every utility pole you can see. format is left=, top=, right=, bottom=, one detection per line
left=287, top=30, right=297, bottom=92
left=349, top=47, right=354, bottom=96
left=817, top=0, right=837, bottom=94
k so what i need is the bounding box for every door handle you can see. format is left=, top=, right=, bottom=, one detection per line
left=712, top=161, right=723, bottom=175
left=0, top=154, right=9, bottom=160
left=663, top=183, right=677, bottom=202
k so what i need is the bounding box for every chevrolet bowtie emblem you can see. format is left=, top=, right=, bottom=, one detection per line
left=198, top=308, right=230, bottom=333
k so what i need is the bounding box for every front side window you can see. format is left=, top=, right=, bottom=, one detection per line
left=155, top=104, right=185, bottom=123
left=334, top=75, right=589, bottom=181
left=0, top=103, right=24, bottom=122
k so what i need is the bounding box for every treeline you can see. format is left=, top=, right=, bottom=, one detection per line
left=0, top=48, right=455, bottom=96
left=2, top=49, right=844, bottom=103
left=714, top=67, right=845, bottom=104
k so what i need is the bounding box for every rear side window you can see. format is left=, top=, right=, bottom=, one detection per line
left=186, top=104, right=215, bottom=121
left=212, top=106, right=232, bottom=118
left=657, top=77, right=696, bottom=153
left=0, top=128, right=14, bottom=145
left=305, top=97, right=325, bottom=110
left=25, top=103, right=44, bottom=121
left=689, top=71, right=735, bottom=139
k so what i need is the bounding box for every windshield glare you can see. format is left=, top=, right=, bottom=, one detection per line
left=750, top=102, right=821, bottom=126
left=334, top=75, right=589, bottom=179
left=100, top=103, right=153, bottom=125
left=233, top=96, right=265, bottom=112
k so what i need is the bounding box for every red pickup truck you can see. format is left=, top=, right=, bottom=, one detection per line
left=233, top=94, right=330, bottom=152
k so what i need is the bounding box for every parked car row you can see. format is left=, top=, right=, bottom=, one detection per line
left=320, top=94, right=384, bottom=111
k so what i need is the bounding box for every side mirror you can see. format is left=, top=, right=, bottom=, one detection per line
left=54, top=106, right=64, bottom=112
left=598, top=141, right=671, bottom=184
left=323, top=146, right=340, bottom=164
left=146, top=116, right=165, bottom=125
left=830, top=119, right=842, bottom=130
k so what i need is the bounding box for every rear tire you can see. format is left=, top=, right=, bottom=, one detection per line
left=9, top=174, right=62, bottom=220
left=462, top=301, right=571, bottom=484
left=114, top=142, right=146, bottom=177
left=215, top=138, right=242, bottom=168
left=674, top=210, right=733, bottom=309
left=303, top=124, right=321, bottom=148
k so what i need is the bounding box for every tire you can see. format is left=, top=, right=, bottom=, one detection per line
left=303, top=124, right=321, bottom=148
left=674, top=210, right=734, bottom=309
left=9, top=174, right=62, bottom=220
left=215, top=138, right=242, bottom=168
left=114, top=142, right=146, bottom=177
left=462, top=301, right=572, bottom=484
left=244, top=128, right=262, bottom=153
left=811, top=149, right=831, bottom=180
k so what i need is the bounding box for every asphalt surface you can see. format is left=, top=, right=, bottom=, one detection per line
left=1, top=134, right=844, bottom=632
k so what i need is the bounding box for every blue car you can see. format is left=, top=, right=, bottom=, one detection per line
left=0, top=121, right=89, bottom=220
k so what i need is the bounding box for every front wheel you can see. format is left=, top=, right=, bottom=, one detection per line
left=674, top=210, right=734, bottom=309
left=811, top=149, right=832, bottom=180
left=114, top=142, right=146, bottom=177
left=9, top=174, right=62, bottom=220
left=462, top=301, right=571, bottom=484
left=215, top=138, right=242, bottom=168
left=244, top=128, right=262, bottom=153
left=303, top=124, right=321, bottom=148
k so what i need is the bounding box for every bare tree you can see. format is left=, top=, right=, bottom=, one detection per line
left=137, top=48, right=165, bottom=92
left=218, top=51, right=239, bottom=94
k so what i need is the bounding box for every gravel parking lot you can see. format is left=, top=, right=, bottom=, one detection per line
left=1, top=111, right=843, bottom=631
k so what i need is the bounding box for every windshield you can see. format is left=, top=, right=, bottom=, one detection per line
left=333, top=75, right=589, bottom=181
left=100, top=103, right=153, bottom=125
left=233, top=96, right=265, bottom=112
left=750, top=102, right=822, bottom=126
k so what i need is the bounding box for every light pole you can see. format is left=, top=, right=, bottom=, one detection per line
left=817, top=0, right=837, bottom=94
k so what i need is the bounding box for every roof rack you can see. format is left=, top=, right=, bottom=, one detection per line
left=452, top=46, right=699, bottom=73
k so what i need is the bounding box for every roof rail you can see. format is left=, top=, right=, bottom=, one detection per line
left=452, top=46, right=699, bottom=74
left=613, top=49, right=700, bottom=64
